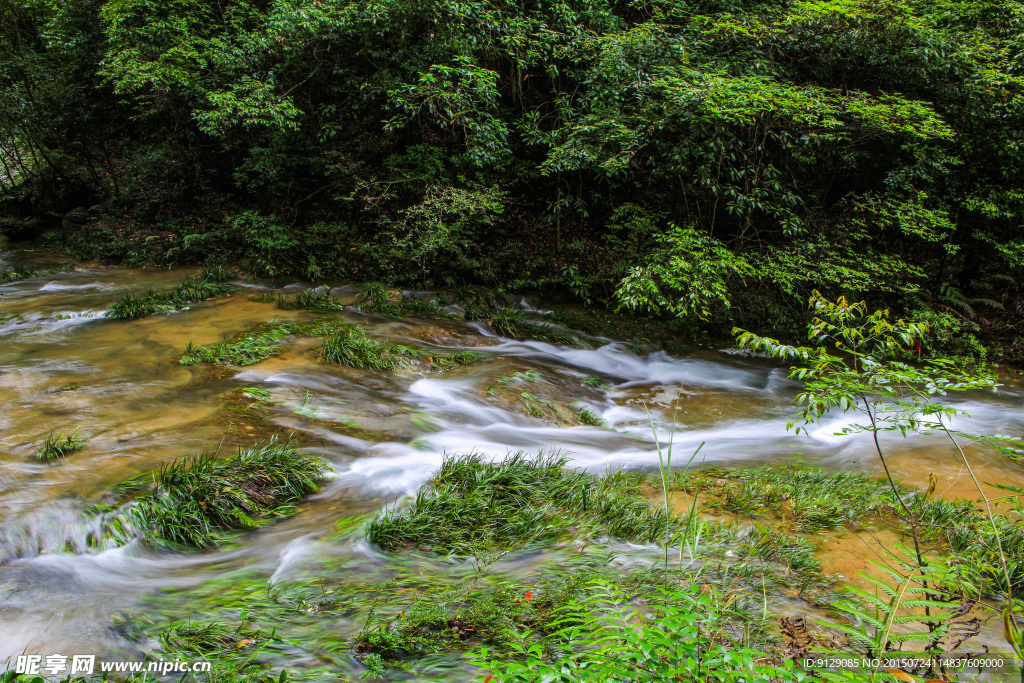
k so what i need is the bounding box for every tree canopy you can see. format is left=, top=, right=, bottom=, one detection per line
left=1, top=0, right=1021, bottom=356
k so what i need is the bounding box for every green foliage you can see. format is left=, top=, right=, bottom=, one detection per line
left=704, top=467, right=895, bottom=533
left=277, top=287, right=347, bottom=312
left=367, top=452, right=669, bottom=554
left=487, top=307, right=582, bottom=346
left=107, top=278, right=235, bottom=320
left=355, top=572, right=589, bottom=669
left=357, top=282, right=458, bottom=320
left=734, top=292, right=998, bottom=434
left=829, top=546, right=976, bottom=667
left=124, top=441, right=328, bottom=549
left=616, top=226, right=754, bottom=320
left=180, top=319, right=350, bottom=365
left=0, top=268, right=42, bottom=283
left=572, top=402, right=606, bottom=427
left=321, top=325, right=415, bottom=371
left=473, top=581, right=881, bottom=683
left=4, top=0, right=1024, bottom=354
left=36, top=426, right=86, bottom=461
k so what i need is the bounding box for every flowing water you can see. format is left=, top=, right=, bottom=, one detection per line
left=2, top=247, right=1024, bottom=678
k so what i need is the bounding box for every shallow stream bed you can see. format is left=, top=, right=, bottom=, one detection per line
left=2, top=248, right=1023, bottom=680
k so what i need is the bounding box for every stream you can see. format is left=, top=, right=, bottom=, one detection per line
left=2, top=247, right=1023, bottom=679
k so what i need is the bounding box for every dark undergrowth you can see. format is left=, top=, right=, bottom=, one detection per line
left=367, top=451, right=668, bottom=554
left=116, top=441, right=328, bottom=548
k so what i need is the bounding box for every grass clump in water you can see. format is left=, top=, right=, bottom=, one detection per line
left=277, top=286, right=347, bottom=312
left=321, top=326, right=479, bottom=372
left=355, top=572, right=589, bottom=668
left=180, top=319, right=350, bottom=366
left=107, top=276, right=235, bottom=320
left=367, top=452, right=668, bottom=554
left=678, top=466, right=1024, bottom=595
left=0, top=268, right=42, bottom=283
left=487, top=306, right=581, bottom=346
left=235, top=386, right=275, bottom=402
left=429, top=349, right=485, bottom=372
left=572, top=402, right=606, bottom=427
left=321, top=325, right=415, bottom=370
left=679, top=467, right=895, bottom=533
left=125, top=441, right=328, bottom=548
left=36, top=426, right=87, bottom=461
left=357, top=282, right=458, bottom=320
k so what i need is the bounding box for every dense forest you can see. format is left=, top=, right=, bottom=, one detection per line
left=1, top=0, right=1022, bottom=356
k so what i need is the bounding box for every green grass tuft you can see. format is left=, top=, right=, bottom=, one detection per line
left=277, top=287, right=347, bottom=311
left=199, top=265, right=235, bottom=283
left=487, top=306, right=581, bottom=346
left=583, top=373, right=611, bottom=389
left=235, top=386, right=275, bottom=402
left=367, top=452, right=668, bottom=554
left=320, top=325, right=475, bottom=372
left=125, top=441, right=329, bottom=548
left=0, top=268, right=42, bottom=283
left=107, top=277, right=235, bottom=320
left=679, top=466, right=1024, bottom=595
left=357, top=282, right=458, bottom=320
left=180, top=319, right=350, bottom=366
left=36, top=426, right=87, bottom=461
left=572, top=402, right=606, bottom=427
left=321, top=325, right=408, bottom=370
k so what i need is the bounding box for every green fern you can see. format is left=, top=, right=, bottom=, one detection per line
left=827, top=545, right=975, bottom=664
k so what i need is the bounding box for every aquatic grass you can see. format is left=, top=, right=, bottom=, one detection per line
left=356, top=571, right=590, bottom=666
left=916, top=495, right=1024, bottom=594
left=367, top=451, right=669, bottom=554
left=321, top=325, right=404, bottom=370
left=583, top=373, right=611, bottom=389
left=126, top=441, right=328, bottom=548
left=357, top=282, right=458, bottom=320
left=497, top=369, right=542, bottom=385
left=107, top=277, right=235, bottom=319
left=744, top=527, right=831, bottom=593
left=429, top=349, right=485, bottom=372
left=159, top=620, right=267, bottom=658
left=235, top=386, right=275, bottom=402
left=180, top=319, right=351, bottom=366
left=277, top=286, right=347, bottom=312
left=572, top=402, right=606, bottom=427
left=470, top=580, right=889, bottom=683
left=487, top=306, right=581, bottom=346
left=689, top=467, right=896, bottom=533
left=0, top=268, right=42, bottom=283
left=199, top=265, right=235, bottom=283
left=321, top=324, right=476, bottom=373
left=36, top=426, right=86, bottom=461
left=682, top=466, right=1024, bottom=595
